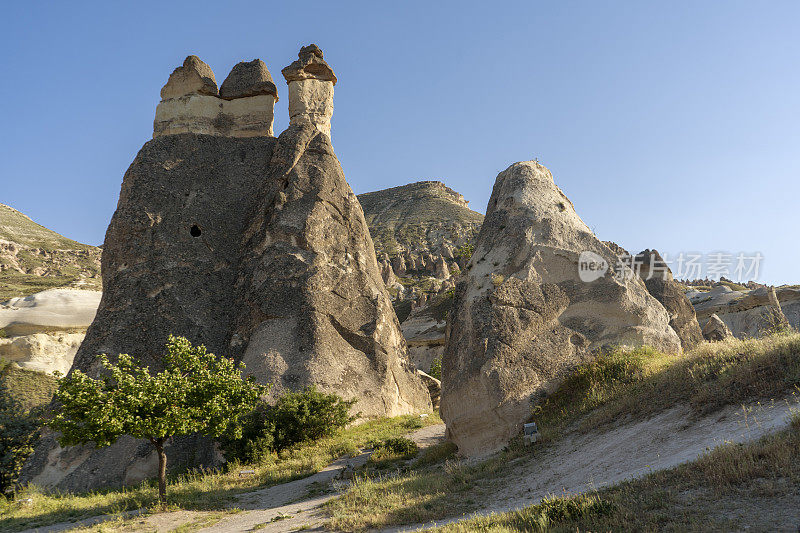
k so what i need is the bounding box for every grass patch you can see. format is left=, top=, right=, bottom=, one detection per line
left=431, top=421, right=800, bottom=532
left=325, top=333, right=800, bottom=530
left=0, top=414, right=439, bottom=532
left=533, top=333, right=800, bottom=442
left=0, top=362, right=58, bottom=412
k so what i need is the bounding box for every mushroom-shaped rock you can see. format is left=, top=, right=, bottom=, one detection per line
left=220, top=59, right=279, bottom=100
left=160, top=55, right=218, bottom=99
left=154, top=56, right=277, bottom=138
left=282, top=44, right=336, bottom=137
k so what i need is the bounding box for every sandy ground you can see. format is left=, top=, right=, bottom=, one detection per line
left=20, top=398, right=799, bottom=532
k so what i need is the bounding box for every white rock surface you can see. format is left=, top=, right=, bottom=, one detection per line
left=0, top=288, right=101, bottom=333
left=0, top=332, right=84, bottom=374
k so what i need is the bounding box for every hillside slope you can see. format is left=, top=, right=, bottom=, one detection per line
left=357, top=181, right=483, bottom=257
left=0, top=203, right=101, bottom=301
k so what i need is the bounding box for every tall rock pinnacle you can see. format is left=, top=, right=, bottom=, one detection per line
left=282, top=44, right=337, bottom=138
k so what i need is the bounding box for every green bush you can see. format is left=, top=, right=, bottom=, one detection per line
left=218, top=403, right=275, bottom=464
left=0, top=387, right=40, bottom=495
left=271, top=387, right=357, bottom=451
left=222, top=387, right=358, bottom=461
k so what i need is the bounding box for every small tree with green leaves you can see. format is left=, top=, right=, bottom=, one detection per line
left=50, top=336, right=266, bottom=505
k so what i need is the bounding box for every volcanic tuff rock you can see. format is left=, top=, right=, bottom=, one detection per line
left=23, top=47, right=430, bottom=492
left=22, top=133, right=279, bottom=493
left=635, top=249, right=703, bottom=351
left=691, top=285, right=798, bottom=338
left=441, top=161, right=680, bottom=457
left=154, top=55, right=277, bottom=138
left=234, top=123, right=431, bottom=417
left=282, top=46, right=336, bottom=138
left=702, top=313, right=734, bottom=341
left=219, top=59, right=279, bottom=100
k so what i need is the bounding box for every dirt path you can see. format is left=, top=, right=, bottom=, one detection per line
left=113, top=423, right=447, bottom=533
left=390, top=395, right=800, bottom=531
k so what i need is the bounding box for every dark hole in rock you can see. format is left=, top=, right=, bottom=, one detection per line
left=190, top=225, right=202, bottom=237
left=558, top=202, right=566, bottom=211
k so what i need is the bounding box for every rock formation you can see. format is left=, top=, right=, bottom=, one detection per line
left=691, top=285, right=799, bottom=338
left=22, top=47, right=429, bottom=493
left=634, top=249, right=703, bottom=351
left=0, top=288, right=101, bottom=374
left=440, top=161, right=680, bottom=457
left=282, top=44, right=336, bottom=137
left=154, top=56, right=278, bottom=138
left=702, top=313, right=733, bottom=341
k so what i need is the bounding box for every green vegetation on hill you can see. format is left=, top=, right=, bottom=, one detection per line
left=0, top=360, right=57, bottom=412
left=357, top=181, right=483, bottom=256
left=0, top=203, right=101, bottom=301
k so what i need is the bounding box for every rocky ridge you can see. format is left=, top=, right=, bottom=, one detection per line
left=0, top=203, right=101, bottom=301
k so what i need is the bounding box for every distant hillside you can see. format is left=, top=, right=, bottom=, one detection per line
left=357, top=181, right=484, bottom=257
left=0, top=203, right=101, bottom=301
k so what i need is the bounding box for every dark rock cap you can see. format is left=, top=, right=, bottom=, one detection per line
left=220, top=59, right=279, bottom=101
left=160, top=55, right=218, bottom=100
left=281, top=44, right=337, bottom=85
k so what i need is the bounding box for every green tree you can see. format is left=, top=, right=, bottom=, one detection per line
left=0, top=387, right=39, bottom=495
left=50, top=336, right=266, bottom=505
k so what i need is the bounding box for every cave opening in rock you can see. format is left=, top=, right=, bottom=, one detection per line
left=190, top=225, right=202, bottom=237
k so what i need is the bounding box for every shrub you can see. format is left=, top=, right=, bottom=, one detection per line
left=429, top=356, right=442, bottom=380
left=218, top=402, right=275, bottom=464
left=271, top=387, right=358, bottom=451
left=0, top=387, right=40, bottom=496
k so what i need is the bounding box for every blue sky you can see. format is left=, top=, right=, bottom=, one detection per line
left=1, top=1, right=798, bottom=284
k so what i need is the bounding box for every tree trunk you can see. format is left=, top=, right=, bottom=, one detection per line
left=151, top=438, right=167, bottom=507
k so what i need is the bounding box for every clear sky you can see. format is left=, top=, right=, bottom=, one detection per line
left=1, top=2, right=798, bottom=284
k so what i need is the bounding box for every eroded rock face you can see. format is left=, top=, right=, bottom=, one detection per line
left=692, top=286, right=799, bottom=338
left=159, top=55, right=219, bottom=99
left=702, top=313, right=733, bottom=341
left=635, top=249, right=703, bottom=351
left=234, top=124, right=431, bottom=418
left=441, top=161, right=680, bottom=457
left=154, top=56, right=277, bottom=138
left=0, top=332, right=85, bottom=375
left=21, top=134, right=278, bottom=492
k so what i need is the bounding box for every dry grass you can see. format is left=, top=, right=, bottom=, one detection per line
left=325, top=333, right=800, bottom=531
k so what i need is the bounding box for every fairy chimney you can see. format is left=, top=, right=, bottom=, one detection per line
left=154, top=56, right=278, bottom=138
left=282, top=44, right=337, bottom=138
